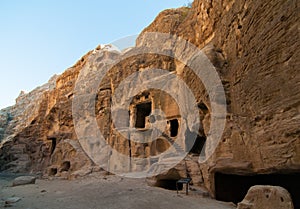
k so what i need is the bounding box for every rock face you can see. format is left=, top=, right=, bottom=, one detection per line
left=0, top=54, right=93, bottom=173
left=0, top=107, right=13, bottom=143
left=138, top=1, right=300, bottom=205
left=237, top=185, right=294, bottom=209
left=0, top=75, right=58, bottom=144
left=0, top=0, right=299, bottom=207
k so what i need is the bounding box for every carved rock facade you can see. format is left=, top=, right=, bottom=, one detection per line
left=0, top=0, right=299, bottom=207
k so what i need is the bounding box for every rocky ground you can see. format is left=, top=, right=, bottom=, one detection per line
left=0, top=173, right=235, bottom=209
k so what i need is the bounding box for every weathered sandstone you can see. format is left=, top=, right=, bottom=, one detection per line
left=0, top=0, right=299, bottom=207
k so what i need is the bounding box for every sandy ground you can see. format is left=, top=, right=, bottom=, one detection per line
left=0, top=173, right=236, bottom=209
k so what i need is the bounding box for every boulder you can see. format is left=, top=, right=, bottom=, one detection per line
left=5, top=197, right=21, bottom=204
left=12, top=176, right=36, bottom=187
left=237, top=185, right=294, bottom=209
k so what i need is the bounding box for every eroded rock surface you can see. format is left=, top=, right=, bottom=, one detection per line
left=0, top=0, right=299, bottom=206
left=237, top=185, right=294, bottom=209
left=139, top=0, right=300, bottom=197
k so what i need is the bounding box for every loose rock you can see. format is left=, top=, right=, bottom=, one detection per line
left=5, top=197, right=21, bottom=204
left=237, top=185, right=294, bottom=209
left=12, top=176, right=36, bottom=187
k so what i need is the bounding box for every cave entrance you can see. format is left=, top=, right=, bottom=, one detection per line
left=135, top=102, right=152, bottom=128
left=215, top=172, right=300, bottom=209
left=155, top=179, right=182, bottom=191
left=169, top=119, right=179, bottom=137
left=61, top=161, right=71, bottom=172
left=49, top=168, right=57, bottom=176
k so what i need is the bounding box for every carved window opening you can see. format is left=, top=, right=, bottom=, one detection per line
left=169, top=119, right=179, bottom=137
left=135, top=102, right=152, bottom=128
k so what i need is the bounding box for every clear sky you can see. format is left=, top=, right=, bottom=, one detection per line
left=0, top=0, right=191, bottom=109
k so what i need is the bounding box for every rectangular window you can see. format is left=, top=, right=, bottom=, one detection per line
left=135, top=102, right=152, bottom=128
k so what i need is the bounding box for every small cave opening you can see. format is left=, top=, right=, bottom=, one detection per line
left=61, top=161, right=71, bottom=172
left=169, top=119, right=179, bottom=137
left=155, top=179, right=182, bottom=191
left=30, top=119, right=37, bottom=125
left=198, top=102, right=209, bottom=114
left=215, top=172, right=300, bottom=209
left=49, top=168, right=58, bottom=176
left=135, top=102, right=152, bottom=128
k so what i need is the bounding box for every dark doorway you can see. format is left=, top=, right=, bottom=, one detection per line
left=135, top=102, right=152, bottom=128
left=215, top=172, right=300, bottom=209
left=170, top=119, right=179, bottom=137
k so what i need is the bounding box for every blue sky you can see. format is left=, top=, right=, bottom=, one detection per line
left=0, top=0, right=191, bottom=109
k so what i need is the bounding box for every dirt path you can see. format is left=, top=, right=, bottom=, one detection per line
left=0, top=173, right=235, bottom=209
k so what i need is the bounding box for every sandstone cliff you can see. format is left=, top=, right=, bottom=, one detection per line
left=0, top=0, right=299, bottom=206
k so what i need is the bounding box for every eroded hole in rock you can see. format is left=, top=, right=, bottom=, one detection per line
left=151, top=138, right=170, bottom=155
left=155, top=179, right=182, bottom=191
left=185, top=128, right=206, bottom=155
left=61, top=161, right=71, bottom=172
left=169, top=119, right=179, bottom=137
left=198, top=102, right=209, bottom=114
left=190, top=136, right=206, bottom=155
left=49, top=168, right=57, bottom=176
left=48, top=137, right=57, bottom=155
left=215, top=172, right=300, bottom=208
left=30, top=119, right=37, bottom=125
left=135, top=102, right=152, bottom=128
